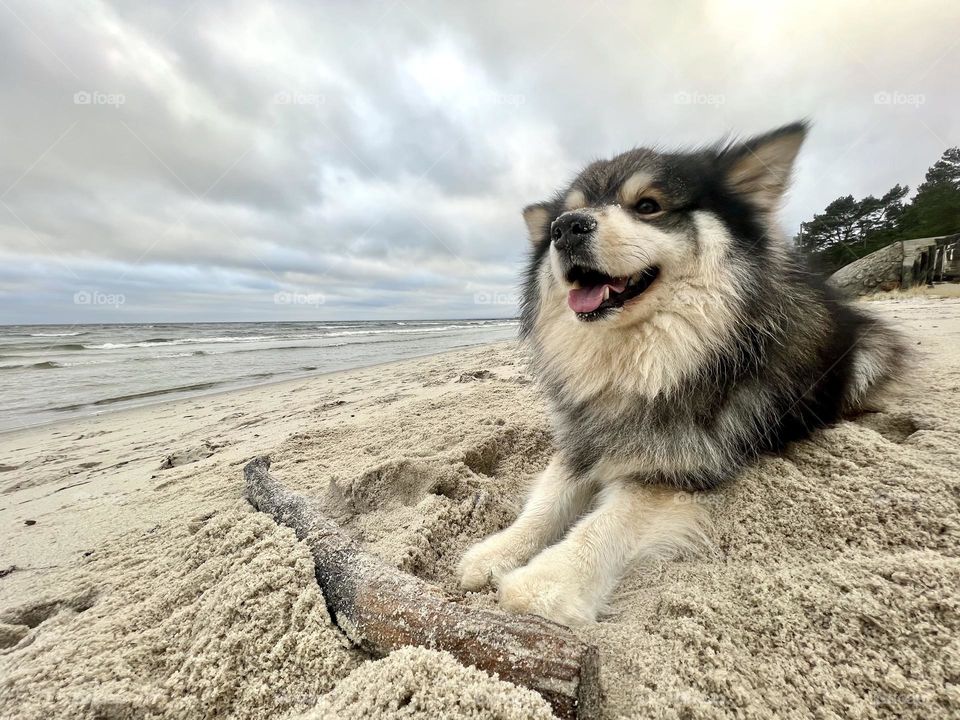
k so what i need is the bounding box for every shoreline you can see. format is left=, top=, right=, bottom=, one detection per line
left=0, top=340, right=526, bottom=578
left=0, top=319, right=520, bottom=435
left=0, top=339, right=518, bottom=438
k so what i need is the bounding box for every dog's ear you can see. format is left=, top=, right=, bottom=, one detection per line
left=522, top=203, right=552, bottom=245
left=719, top=121, right=808, bottom=211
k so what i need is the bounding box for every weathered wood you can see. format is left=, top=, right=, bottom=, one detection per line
left=243, top=455, right=601, bottom=720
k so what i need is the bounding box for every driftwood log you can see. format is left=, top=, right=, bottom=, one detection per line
left=243, top=456, right=601, bottom=720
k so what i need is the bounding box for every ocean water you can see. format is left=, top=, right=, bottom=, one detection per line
left=0, top=319, right=519, bottom=432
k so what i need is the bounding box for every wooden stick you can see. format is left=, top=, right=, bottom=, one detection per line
left=243, top=456, right=601, bottom=720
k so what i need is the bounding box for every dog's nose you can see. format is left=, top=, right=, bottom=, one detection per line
left=551, top=212, right=596, bottom=251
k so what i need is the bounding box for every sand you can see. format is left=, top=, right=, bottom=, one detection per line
left=1, top=297, right=958, bottom=719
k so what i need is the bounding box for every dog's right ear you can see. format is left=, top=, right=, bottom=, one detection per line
left=522, top=203, right=552, bottom=245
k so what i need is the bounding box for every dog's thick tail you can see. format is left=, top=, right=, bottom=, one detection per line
left=634, top=488, right=716, bottom=562
left=843, top=317, right=909, bottom=413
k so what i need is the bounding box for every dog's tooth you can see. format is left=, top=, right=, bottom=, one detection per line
left=572, top=280, right=582, bottom=289
left=603, top=287, right=610, bottom=301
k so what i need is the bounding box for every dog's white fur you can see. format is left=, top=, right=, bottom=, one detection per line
left=459, top=455, right=710, bottom=625
left=458, top=211, right=740, bottom=624
left=536, top=210, right=743, bottom=403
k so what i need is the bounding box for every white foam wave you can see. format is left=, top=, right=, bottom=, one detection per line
left=86, top=335, right=277, bottom=349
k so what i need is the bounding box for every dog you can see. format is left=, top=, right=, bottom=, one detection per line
left=458, top=121, right=905, bottom=626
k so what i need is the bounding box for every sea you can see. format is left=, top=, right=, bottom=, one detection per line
left=0, top=319, right=519, bottom=432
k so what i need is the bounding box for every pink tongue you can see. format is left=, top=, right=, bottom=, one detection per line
left=568, top=279, right=627, bottom=313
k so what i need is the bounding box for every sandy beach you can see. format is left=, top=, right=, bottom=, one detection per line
left=2, top=297, right=959, bottom=719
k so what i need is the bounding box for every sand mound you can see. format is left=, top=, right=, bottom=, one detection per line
left=300, top=647, right=555, bottom=719
left=1, top=509, right=362, bottom=718
left=1, top=300, right=958, bottom=718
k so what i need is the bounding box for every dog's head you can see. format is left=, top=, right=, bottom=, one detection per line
left=521, top=122, right=808, bottom=328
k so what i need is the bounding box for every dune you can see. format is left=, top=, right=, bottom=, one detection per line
left=1, top=297, right=958, bottom=718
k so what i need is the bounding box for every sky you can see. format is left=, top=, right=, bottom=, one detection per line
left=0, top=0, right=958, bottom=324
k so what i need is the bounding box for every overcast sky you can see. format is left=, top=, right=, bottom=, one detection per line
left=1, top=0, right=957, bottom=324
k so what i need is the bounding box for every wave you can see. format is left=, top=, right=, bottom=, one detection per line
left=229, top=344, right=319, bottom=354
left=0, top=360, right=62, bottom=370
left=53, top=381, right=225, bottom=411
left=76, top=323, right=517, bottom=350
left=318, top=322, right=517, bottom=339
left=29, top=331, right=85, bottom=337
left=85, top=335, right=278, bottom=350
left=117, top=325, right=517, bottom=359
left=36, top=343, right=85, bottom=351
left=148, top=350, right=208, bottom=359
left=9, top=350, right=212, bottom=370
left=0, top=323, right=519, bottom=374
left=0, top=342, right=87, bottom=355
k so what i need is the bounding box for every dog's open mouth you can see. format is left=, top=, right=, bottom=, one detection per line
left=565, top=265, right=660, bottom=320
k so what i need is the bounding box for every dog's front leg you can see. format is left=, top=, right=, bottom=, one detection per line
left=458, top=454, right=595, bottom=591
left=498, top=481, right=709, bottom=626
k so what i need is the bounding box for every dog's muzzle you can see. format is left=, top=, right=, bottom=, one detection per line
left=551, top=212, right=596, bottom=253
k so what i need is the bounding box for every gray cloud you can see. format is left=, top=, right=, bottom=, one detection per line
left=0, top=0, right=957, bottom=323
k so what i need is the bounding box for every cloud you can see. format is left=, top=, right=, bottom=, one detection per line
left=0, top=0, right=957, bottom=323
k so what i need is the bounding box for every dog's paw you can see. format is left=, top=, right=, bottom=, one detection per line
left=458, top=533, right=527, bottom=591
left=497, top=554, right=600, bottom=626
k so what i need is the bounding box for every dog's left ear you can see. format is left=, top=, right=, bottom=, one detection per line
left=719, top=121, right=808, bottom=211
left=522, top=203, right=552, bottom=245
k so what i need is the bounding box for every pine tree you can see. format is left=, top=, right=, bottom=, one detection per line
left=894, top=148, right=960, bottom=239
left=794, top=148, right=960, bottom=272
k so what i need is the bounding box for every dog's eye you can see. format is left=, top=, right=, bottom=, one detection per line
left=635, top=198, right=661, bottom=215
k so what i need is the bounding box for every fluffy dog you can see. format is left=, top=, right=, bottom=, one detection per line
left=458, top=122, right=905, bottom=625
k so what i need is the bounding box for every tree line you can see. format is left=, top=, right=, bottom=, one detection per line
left=793, top=147, right=960, bottom=273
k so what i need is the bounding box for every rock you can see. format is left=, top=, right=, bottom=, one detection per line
left=456, top=370, right=495, bottom=383
left=829, top=242, right=905, bottom=297
left=159, top=440, right=225, bottom=470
